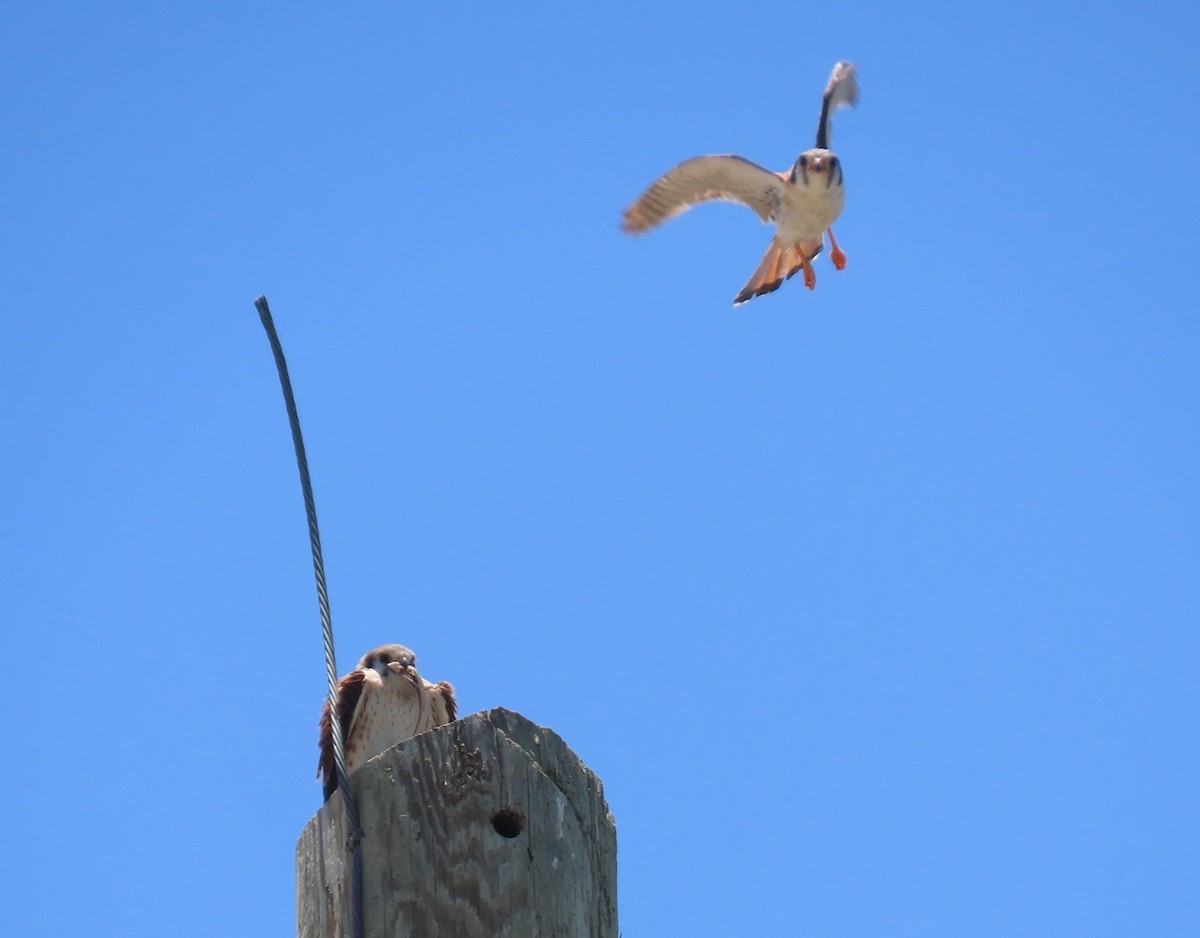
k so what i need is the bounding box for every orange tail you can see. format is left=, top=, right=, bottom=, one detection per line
left=733, top=242, right=813, bottom=305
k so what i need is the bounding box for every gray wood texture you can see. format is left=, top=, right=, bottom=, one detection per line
left=296, top=708, right=617, bottom=938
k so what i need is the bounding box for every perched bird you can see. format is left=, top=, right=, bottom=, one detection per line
left=622, top=61, right=859, bottom=305
left=318, top=644, right=457, bottom=800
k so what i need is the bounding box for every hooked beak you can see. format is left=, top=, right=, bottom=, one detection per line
left=386, top=659, right=422, bottom=690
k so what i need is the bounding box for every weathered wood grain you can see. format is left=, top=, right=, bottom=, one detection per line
left=297, top=708, right=617, bottom=938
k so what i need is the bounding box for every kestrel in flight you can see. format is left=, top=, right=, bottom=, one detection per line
left=622, top=61, right=859, bottom=305
left=318, top=644, right=456, bottom=800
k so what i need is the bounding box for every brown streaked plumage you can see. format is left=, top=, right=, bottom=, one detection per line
left=317, top=644, right=457, bottom=800
left=622, top=61, right=859, bottom=305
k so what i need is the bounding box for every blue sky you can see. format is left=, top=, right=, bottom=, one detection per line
left=3, top=3, right=1198, bottom=935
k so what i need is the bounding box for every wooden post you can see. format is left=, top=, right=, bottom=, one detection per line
left=296, top=707, right=618, bottom=938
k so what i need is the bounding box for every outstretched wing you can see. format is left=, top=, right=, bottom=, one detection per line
left=815, top=61, right=859, bottom=150
left=621, top=155, right=787, bottom=234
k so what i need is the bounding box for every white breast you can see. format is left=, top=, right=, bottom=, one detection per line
left=345, top=673, right=437, bottom=775
left=777, top=178, right=845, bottom=246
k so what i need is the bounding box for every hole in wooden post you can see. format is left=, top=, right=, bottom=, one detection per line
left=491, top=809, right=524, bottom=839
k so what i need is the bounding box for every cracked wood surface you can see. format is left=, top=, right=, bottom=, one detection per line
left=297, top=708, right=617, bottom=938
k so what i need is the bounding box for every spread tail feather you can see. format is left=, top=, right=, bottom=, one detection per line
left=733, top=242, right=814, bottom=306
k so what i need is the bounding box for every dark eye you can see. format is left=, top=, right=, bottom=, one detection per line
left=798, top=155, right=808, bottom=167
left=828, top=156, right=839, bottom=169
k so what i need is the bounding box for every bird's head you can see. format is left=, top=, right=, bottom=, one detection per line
left=789, top=149, right=843, bottom=188
left=358, top=644, right=418, bottom=679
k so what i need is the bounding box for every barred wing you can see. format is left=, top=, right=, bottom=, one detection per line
left=317, top=669, right=366, bottom=801
left=621, top=155, right=786, bottom=234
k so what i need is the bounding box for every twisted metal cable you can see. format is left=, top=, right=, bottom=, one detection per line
left=255, top=295, right=364, bottom=938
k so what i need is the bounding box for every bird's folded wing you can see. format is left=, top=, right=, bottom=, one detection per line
left=317, top=669, right=366, bottom=797
left=425, top=680, right=458, bottom=723
left=622, top=155, right=786, bottom=233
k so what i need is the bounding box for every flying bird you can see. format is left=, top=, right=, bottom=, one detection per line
left=318, top=644, right=457, bottom=800
left=622, top=61, right=859, bottom=305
